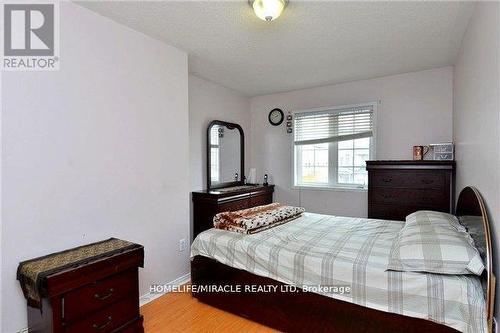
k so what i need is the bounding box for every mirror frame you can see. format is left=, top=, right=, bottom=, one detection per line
left=207, top=120, right=244, bottom=190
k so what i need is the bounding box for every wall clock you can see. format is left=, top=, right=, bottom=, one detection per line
left=268, top=108, right=284, bottom=126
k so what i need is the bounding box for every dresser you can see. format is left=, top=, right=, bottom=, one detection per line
left=366, top=160, right=455, bottom=221
left=19, top=239, right=144, bottom=333
left=192, top=185, right=274, bottom=239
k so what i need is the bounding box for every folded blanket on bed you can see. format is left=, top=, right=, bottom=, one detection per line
left=213, top=203, right=305, bottom=234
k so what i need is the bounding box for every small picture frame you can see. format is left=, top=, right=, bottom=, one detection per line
left=287, top=128, right=292, bottom=134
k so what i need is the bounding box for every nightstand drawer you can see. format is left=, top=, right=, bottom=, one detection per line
left=19, top=240, right=144, bottom=333
left=64, top=297, right=139, bottom=333
left=371, top=171, right=445, bottom=189
left=63, top=269, right=138, bottom=322
left=117, top=317, right=144, bottom=333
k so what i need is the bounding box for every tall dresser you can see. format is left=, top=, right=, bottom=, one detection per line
left=366, top=160, right=455, bottom=221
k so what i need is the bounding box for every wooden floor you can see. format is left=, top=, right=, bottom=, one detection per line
left=140, top=290, right=278, bottom=333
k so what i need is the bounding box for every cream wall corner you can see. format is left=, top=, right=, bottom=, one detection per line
left=1, top=3, right=190, bottom=331
left=250, top=67, right=454, bottom=217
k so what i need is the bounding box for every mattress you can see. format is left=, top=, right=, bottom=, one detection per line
left=191, top=212, right=487, bottom=333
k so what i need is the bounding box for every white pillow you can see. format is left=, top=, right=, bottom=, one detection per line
left=406, top=210, right=466, bottom=231
left=387, top=211, right=484, bottom=275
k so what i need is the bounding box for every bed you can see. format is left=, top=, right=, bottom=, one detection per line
left=190, top=187, right=495, bottom=333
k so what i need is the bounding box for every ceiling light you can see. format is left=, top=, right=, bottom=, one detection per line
left=250, top=0, right=287, bottom=22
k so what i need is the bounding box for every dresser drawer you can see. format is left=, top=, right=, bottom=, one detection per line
left=370, top=171, right=445, bottom=189
left=63, top=269, right=138, bottom=322
left=218, top=199, right=250, bottom=212
left=370, top=188, right=447, bottom=207
left=249, top=193, right=272, bottom=207
left=64, top=297, right=139, bottom=333
left=368, top=204, right=420, bottom=221
left=369, top=203, right=450, bottom=221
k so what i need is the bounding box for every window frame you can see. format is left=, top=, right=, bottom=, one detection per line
left=292, top=102, right=378, bottom=190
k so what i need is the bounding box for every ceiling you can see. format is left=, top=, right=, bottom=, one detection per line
left=77, top=1, right=475, bottom=97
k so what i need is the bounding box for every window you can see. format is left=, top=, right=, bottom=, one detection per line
left=293, top=103, right=376, bottom=189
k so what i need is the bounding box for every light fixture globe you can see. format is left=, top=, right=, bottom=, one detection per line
left=251, top=0, right=287, bottom=22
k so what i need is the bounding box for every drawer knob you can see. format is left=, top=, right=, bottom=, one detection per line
left=93, top=316, right=112, bottom=331
left=421, top=179, right=434, bottom=185
left=94, top=288, right=114, bottom=301
left=382, top=178, right=392, bottom=183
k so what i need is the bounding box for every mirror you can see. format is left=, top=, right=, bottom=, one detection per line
left=207, top=120, right=244, bottom=190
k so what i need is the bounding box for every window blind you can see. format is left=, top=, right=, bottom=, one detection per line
left=294, top=105, right=374, bottom=145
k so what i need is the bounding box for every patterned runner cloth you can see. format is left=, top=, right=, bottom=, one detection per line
left=17, top=238, right=142, bottom=308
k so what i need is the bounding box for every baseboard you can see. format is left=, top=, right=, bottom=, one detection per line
left=139, top=272, right=191, bottom=307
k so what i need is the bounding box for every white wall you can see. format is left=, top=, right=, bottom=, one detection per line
left=189, top=75, right=251, bottom=192
left=1, top=3, right=190, bottom=332
left=453, top=2, right=500, bottom=320
left=0, top=65, right=3, bottom=333
left=250, top=67, right=453, bottom=217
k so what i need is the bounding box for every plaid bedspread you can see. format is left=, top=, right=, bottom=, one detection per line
left=191, top=213, right=487, bottom=333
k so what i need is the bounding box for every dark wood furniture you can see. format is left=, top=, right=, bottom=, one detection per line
left=192, top=256, right=457, bottom=333
left=191, top=186, right=495, bottom=333
left=192, top=185, right=274, bottom=239
left=456, top=187, right=496, bottom=332
left=366, top=160, right=455, bottom=220
left=26, top=245, right=144, bottom=333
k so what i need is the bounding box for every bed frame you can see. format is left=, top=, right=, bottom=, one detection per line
left=191, top=186, right=496, bottom=333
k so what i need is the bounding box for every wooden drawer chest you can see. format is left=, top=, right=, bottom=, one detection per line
left=192, top=185, right=274, bottom=239
left=366, top=160, right=455, bottom=220
left=19, top=239, right=144, bottom=333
